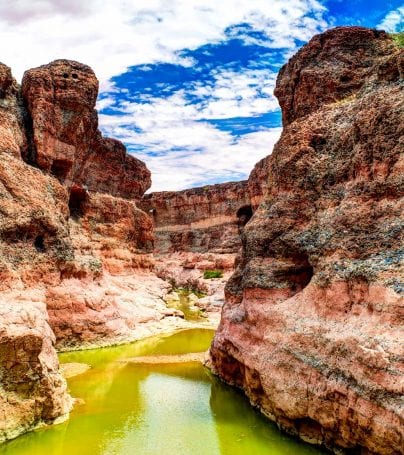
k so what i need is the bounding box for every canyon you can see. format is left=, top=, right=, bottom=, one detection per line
left=0, top=26, right=403, bottom=454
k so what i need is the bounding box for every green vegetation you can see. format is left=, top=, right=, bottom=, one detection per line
left=203, top=269, right=223, bottom=279
left=87, top=257, right=102, bottom=274
left=165, top=287, right=206, bottom=321
left=390, top=31, right=404, bottom=48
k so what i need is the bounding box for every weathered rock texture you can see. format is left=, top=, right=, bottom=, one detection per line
left=140, top=181, right=252, bottom=254
left=0, top=295, right=71, bottom=443
left=21, top=60, right=151, bottom=199
left=209, top=27, right=404, bottom=454
left=0, top=59, right=180, bottom=442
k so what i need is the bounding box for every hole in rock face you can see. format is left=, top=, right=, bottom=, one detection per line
left=290, top=262, right=314, bottom=291
left=274, top=252, right=314, bottom=295
left=63, top=73, right=69, bottom=78
left=50, top=159, right=71, bottom=181
left=340, top=74, right=351, bottom=83
left=72, top=73, right=78, bottom=79
left=237, top=205, right=253, bottom=227
left=68, top=186, right=87, bottom=219
left=309, top=135, right=326, bottom=149
left=295, top=417, right=324, bottom=441
left=34, top=235, right=46, bottom=252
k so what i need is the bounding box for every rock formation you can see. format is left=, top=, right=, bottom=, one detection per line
left=0, top=59, right=184, bottom=442
left=21, top=60, right=150, bottom=199
left=0, top=296, right=71, bottom=443
left=140, top=181, right=252, bottom=254
left=208, top=27, right=403, bottom=454
left=141, top=181, right=260, bottom=324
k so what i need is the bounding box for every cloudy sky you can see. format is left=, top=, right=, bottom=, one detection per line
left=0, top=1, right=402, bottom=191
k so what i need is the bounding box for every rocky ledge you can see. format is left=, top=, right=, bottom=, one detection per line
left=208, top=27, right=403, bottom=454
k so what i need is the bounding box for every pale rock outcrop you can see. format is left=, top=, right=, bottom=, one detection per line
left=0, top=294, right=71, bottom=443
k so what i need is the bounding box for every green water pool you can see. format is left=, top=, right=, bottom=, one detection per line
left=1, top=329, right=325, bottom=455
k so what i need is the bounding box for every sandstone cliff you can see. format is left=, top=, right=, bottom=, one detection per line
left=0, top=59, right=183, bottom=442
left=141, top=180, right=252, bottom=254
left=209, top=27, right=403, bottom=454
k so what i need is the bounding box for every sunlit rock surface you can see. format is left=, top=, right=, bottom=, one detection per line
left=0, top=59, right=173, bottom=441
left=208, top=27, right=404, bottom=454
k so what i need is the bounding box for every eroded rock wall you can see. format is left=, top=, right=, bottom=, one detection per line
left=209, top=27, right=403, bottom=454
left=0, top=59, right=169, bottom=441
left=21, top=60, right=151, bottom=199
left=141, top=181, right=252, bottom=254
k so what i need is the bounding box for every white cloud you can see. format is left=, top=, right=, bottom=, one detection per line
left=0, top=0, right=328, bottom=191
left=95, top=95, right=116, bottom=111
left=192, top=68, right=279, bottom=118
left=134, top=125, right=282, bottom=192
left=377, top=6, right=404, bottom=32
left=0, top=0, right=327, bottom=88
left=98, top=82, right=282, bottom=191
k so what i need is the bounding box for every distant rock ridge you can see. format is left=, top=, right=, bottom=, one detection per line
left=140, top=180, right=255, bottom=254
left=208, top=26, right=404, bottom=454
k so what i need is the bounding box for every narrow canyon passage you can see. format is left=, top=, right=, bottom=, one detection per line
left=1, top=24, right=402, bottom=455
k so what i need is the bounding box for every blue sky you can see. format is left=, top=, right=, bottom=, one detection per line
left=0, top=1, right=402, bottom=190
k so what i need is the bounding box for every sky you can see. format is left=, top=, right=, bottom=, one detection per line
left=0, top=1, right=403, bottom=191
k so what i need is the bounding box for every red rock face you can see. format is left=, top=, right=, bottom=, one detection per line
left=0, top=60, right=155, bottom=441
left=274, top=27, right=400, bottom=126
left=21, top=60, right=99, bottom=175
left=0, top=64, right=68, bottom=290
left=22, top=60, right=151, bottom=199
left=247, top=157, right=269, bottom=209
left=74, top=137, right=151, bottom=200
left=209, top=27, right=403, bottom=454
left=141, top=181, right=253, bottom=254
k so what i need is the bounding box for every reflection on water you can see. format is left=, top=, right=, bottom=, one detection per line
left=0, top=329, right=324, bottom=455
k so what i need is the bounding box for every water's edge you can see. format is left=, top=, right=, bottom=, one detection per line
left=1, top=329, right=325, bottom=455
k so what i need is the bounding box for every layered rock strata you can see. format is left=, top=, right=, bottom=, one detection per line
left=209, top=27, right=404, bottom=454
left=140, top=180, right=252, bottom=254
